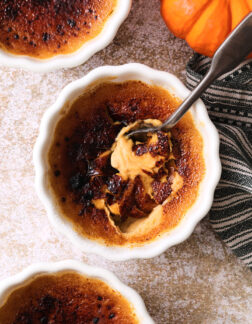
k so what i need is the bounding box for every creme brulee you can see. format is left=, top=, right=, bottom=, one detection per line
left=0, top=0, right=117, bottom=59
left=0, top=272, right=138, bottom=324
left=48, top=81, right=205, bottom=246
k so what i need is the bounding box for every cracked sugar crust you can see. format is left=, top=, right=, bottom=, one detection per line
left=0, top=0, right=252, bottom=323
left=48, top=80, right=205, bottom=246
left=0, top=0, right=116, bottom=58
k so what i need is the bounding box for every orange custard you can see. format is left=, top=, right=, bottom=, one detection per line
left=48, top=81, right=205, bottom=246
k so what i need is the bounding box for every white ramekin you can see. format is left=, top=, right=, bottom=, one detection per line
left=33, top=63, right=222, bottom=261
left=0, top=260, right=154, bottom=324
left=0, top=0, right=131, bottom=72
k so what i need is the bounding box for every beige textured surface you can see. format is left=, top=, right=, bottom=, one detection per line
left=0, top=1, right=251, bottom=323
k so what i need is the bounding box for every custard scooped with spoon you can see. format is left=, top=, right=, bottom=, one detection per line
left=46, top=80, right=205, bottom=246
left=34, top=62, right=221, bottom=259
left=34, top=0, right=252, bottom=256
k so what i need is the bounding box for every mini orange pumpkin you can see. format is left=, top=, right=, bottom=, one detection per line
left=160, top=0, right=252, bottom=57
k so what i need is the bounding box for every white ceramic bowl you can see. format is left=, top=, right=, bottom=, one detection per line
left=0, top=260, right=154, bottom=323
left=0, top=0, right=131, bottom=72
left=33, top=63, right=221, bottom=261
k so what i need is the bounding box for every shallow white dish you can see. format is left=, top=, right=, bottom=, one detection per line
left=0, top=260, right=154, bottom=323
left=33, top=63, right=221, bottom=261
left=0, top=0, right=131, bottom=72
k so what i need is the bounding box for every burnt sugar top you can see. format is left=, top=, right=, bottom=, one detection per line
left=0, top=0, right=117, bottom=58
left=48, top=80, right=205, bottom=246
left=0, top=272, right=138, bottom=324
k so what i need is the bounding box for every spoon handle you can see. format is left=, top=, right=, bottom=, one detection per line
left=161, top=12, right=252, bottom=132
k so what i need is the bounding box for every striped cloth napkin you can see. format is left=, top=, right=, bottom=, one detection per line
left=186, top=54, right=252, bottom=270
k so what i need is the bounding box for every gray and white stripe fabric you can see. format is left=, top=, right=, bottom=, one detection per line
left=186, top=54, right=252, bottom=270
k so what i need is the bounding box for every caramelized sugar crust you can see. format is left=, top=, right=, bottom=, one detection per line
left=0, top=272, right=138, bottom=324
left=48, top=81, right=205, bottom=246
left=0, top=0, right=116, bottom=58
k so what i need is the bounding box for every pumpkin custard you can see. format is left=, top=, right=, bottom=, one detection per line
left=48, top=81, right=205, bottom=246
left=0, top=272, right=139, bottom=324
left=0, top=0, right=117, bottom=59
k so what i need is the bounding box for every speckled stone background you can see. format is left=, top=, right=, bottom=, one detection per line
left=0, top=1, right=251, bottom=323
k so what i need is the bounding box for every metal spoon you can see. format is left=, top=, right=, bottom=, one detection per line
left=127, top=12, right=252, bottom=142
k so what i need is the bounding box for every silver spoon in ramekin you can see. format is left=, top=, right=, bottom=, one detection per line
left=127, top=12, right=252, bottom=142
